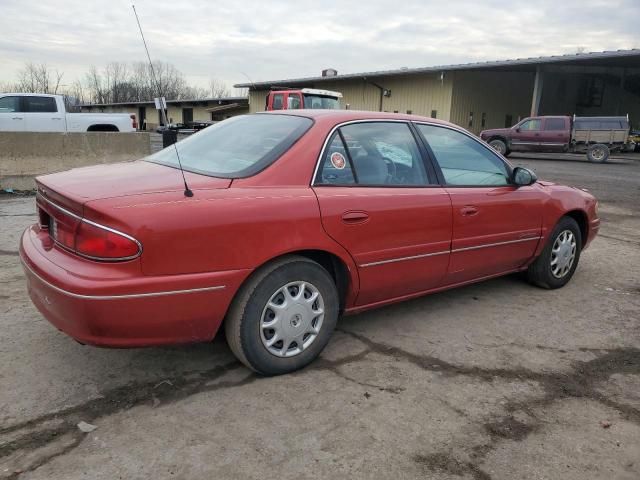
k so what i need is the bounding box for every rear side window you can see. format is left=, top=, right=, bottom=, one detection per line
left=146, top=114, right=312, bottom=178
left=316, top=122, right=429, bottom=186
left=544, top=118, right=566, bottom=130
left=0, top=96, right=21, bottom=112
left=23, top=96, right=57, bottom=113
left=417, top=124, right=510, bottom=186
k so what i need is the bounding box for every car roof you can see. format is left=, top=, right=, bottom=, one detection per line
left=258, top=109, right=454, bottom=127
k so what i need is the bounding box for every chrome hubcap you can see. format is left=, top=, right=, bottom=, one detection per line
left=260, top=281, right=325, bottom=358
left=592, top=148, right=605, bottom=160
left=491, top=141, right=505, bottom=154
left=550, top=230, right=577, bottom=278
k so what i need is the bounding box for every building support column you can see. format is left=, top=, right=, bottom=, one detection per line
left=530, top=66, right=544, bottom=117
left=615, top=68, right=626, bottom=116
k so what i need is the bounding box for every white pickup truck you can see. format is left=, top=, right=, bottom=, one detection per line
left=0, top=93, right=136, bottom=132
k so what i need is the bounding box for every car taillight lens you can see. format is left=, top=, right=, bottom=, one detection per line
left=130, top=114, right=138, bottom=129
left=48, top=212, right=79, bottom=250
left=39, top=202, right=141, bottom=261
left=75, top=221, right=140, bottom=260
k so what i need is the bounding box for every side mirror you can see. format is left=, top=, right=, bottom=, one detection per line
left=515, top=128, right=520, bottom=133
left=512, top=167, right=537, bottom=186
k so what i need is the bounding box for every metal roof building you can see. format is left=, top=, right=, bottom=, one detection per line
left=79, top=97, right=249, bottom=130
left=235, top=49, right=640, bottom=133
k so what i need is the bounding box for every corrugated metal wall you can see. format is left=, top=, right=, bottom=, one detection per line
left=449, top=71, right=534, bottom=133
left=247, top=73, right=453, bottom=118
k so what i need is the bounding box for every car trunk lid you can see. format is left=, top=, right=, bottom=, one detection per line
left=35, top=160, right=231, bottom=206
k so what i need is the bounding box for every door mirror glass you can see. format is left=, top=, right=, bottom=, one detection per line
left=512, top=167, right=537, bottom=186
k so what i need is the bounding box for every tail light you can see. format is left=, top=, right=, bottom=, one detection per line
left=76, top=220, right=141, bottom=260
left=39, top=201, right=141, bottom=261
left=131, top=114, right=138, bottom=130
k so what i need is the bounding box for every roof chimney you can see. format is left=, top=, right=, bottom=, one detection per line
left=322, top=68, right=338, bottom=77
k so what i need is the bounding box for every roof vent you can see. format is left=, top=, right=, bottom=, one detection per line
left=322, top=68, right=338, bottom=77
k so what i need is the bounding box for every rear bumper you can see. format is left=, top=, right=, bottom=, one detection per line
left=20, top=226, right=249, bottom=347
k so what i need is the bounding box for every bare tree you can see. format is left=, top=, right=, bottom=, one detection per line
left=209, top=78, right=230, bottom=98
left=15, top=62, right=64, bottom=94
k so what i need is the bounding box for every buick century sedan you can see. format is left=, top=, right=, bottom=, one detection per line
left=20, top=110, right=600, bottom=375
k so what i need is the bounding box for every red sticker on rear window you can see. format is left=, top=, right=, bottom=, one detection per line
left=330, top=152, right=346, bottom=169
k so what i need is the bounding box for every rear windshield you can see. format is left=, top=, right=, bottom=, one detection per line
left=303, top=94, right=340, bottom=109
left=145, top=114, right=313, bottom=178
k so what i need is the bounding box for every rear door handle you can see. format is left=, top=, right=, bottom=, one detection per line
left=342, top=211, right=369, bottom=224
left=12, top=117, right=23, bottom=120
left=460, top=206, right=479, bottom=216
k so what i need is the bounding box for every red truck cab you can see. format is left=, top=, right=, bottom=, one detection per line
left=480, top=116, right=571, bottom=155
left=265, top=88, right=342, bottom=111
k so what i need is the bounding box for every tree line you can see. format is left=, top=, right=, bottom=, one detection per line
left=1, top=61, right=237, bottom=105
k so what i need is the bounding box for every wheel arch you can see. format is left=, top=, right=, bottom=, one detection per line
left=564, top=209, right=589, bottom=249
left=233, top=249, right=357, bottom=315
left=87, top=124, right=119, bottom=132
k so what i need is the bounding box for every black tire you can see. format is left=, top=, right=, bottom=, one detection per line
left=587, top=144, right=610, bottom=163
left=527, top=217, right=582, bottom=289
left=225, top=256, right=339, bottom=375
left=489, top=138, right=508, bottom=156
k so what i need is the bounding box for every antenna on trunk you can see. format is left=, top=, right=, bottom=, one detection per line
left=132, top=4, right=193, bottom=197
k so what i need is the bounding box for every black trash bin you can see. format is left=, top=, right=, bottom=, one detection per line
left=162, top=130, right=178, bottom=148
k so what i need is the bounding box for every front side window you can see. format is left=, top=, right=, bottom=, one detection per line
left=0, top=96, right=20, bottom=113
left=23, top=96, right=57, bottom=113
left=518, top=118, right=542, bottom=131
left=146, top=114, right=312, bottom=178
left=417, top=124, right=511, bottom=186
left=316, top=122, right=428, bottom=186
left=271, top=94, right=284, bottom=110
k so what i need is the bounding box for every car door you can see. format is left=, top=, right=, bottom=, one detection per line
left=23, top=96, right=65, bottom=132
left=0, top=96, right=25, bottom=131
left=510, top=117, right=542, bottom=151
left=540, top=117, right=570, bottom=152
left=312, top=121, right=452, bottom=306
left=415, top=123, right=543, bottom=285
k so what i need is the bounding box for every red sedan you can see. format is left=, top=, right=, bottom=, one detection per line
left=20, top=110, right=600, bottom=375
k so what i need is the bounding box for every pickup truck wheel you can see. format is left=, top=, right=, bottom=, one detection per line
left=225, top=256, right=339, bottom=376
left=489, top=139, right=508, bottom=155
left=526, top=216, right=582, bottom=289
left=587, top=144, right=609, bottom=163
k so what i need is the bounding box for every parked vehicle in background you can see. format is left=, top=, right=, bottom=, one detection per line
left=480, top=115, right=631, bottom=162
left=0, top=93, right=136, bottom=133
left=629, top=129, right=640, bottom=152
left=265, top=88, right=342, bottom=111
left=21, top=110, right=599, bottom=375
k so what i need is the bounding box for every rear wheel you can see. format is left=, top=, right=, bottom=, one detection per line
left=489, top=138, right=508, bottom=156
left=225, top=256, right=339, bottom=375
left=527, top=217, right=582, bottom=289
left=587, top=144, right=609, bottom=163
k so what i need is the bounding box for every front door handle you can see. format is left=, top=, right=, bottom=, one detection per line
left=460, top=206, right=479, bottom=216
left=12, top=117, right=23, bottom=120
left=342, top=211, right=369, bottom=224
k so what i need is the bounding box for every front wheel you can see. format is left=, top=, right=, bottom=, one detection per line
left=489, top=138, right=508, bottom=156
left=527, top=217, right=582, bottom=289
left=225, top=256, right=339, bottom=375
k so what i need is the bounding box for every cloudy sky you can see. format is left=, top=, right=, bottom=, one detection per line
left=1, top=0, right=638, bottom=91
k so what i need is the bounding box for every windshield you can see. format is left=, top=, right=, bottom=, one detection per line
left=303, top=94, right=340, bottom=109
left=145, top=114, right=313, bottom=178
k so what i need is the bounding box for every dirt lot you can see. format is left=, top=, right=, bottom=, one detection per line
left=1, top=155, right=639, bottom=480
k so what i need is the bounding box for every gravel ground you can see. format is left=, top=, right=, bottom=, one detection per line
left=0, top=155, right=638, bottom=479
